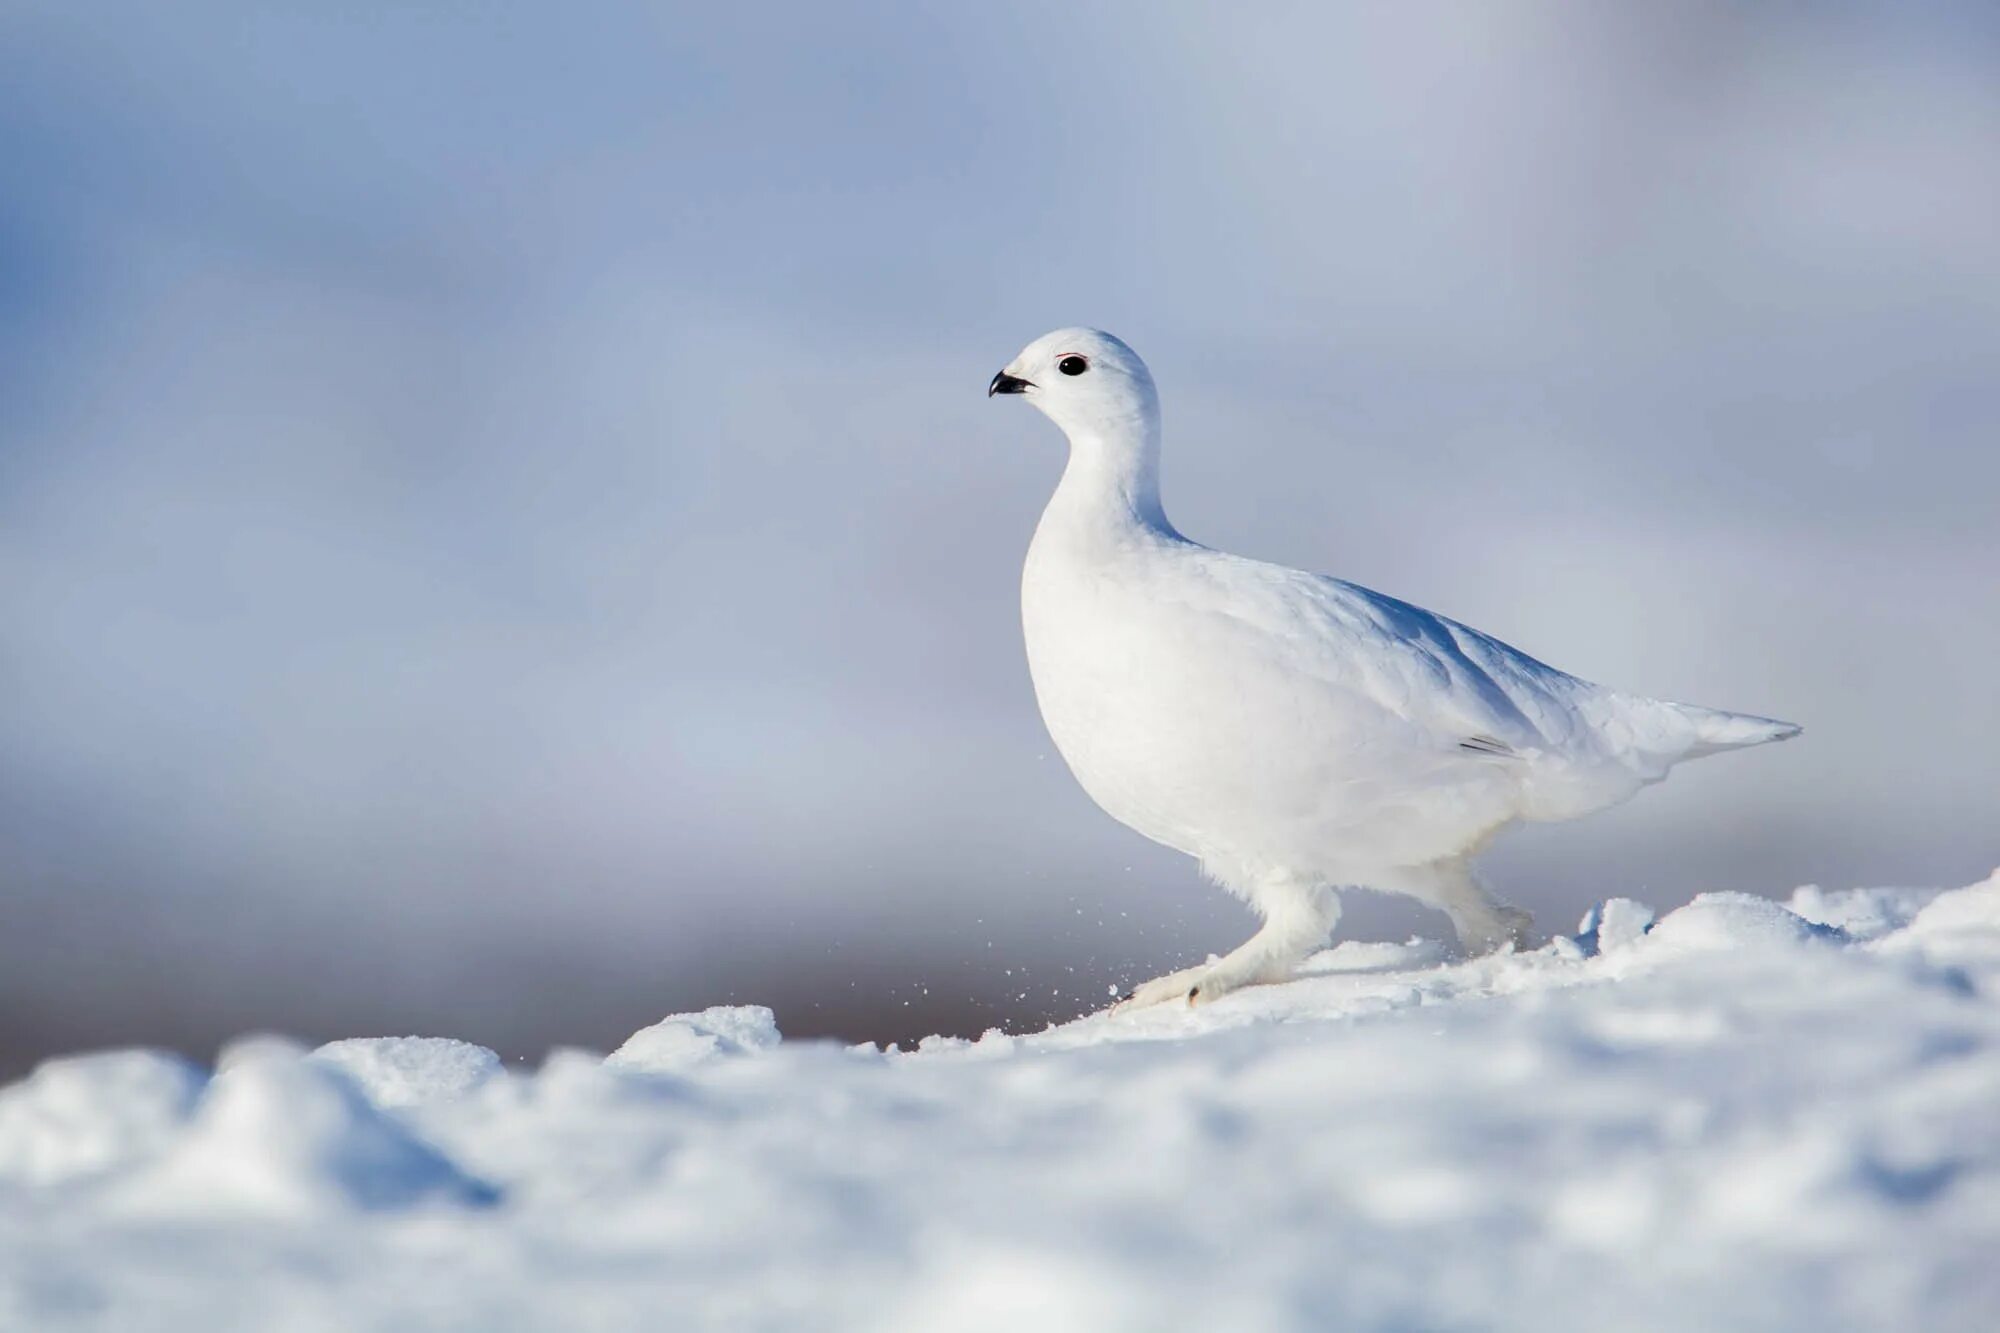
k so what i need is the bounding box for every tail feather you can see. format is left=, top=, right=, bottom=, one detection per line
left=1659, top=701, right=1802, bottom=760
left=1588, top=690, right=1802, bottom=772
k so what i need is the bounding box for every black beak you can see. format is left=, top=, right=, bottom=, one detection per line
left=988, top=371, right=1033, bottom=397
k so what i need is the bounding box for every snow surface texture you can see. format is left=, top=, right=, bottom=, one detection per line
left=5, top=876, right=1999, bottom=1332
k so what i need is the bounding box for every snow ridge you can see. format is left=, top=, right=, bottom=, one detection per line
left=4, top=873, right=1998, bottom=1332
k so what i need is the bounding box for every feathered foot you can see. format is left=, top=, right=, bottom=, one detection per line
left=1110, top=877, right=1341, bottom=1012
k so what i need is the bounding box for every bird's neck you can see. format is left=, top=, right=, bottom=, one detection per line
left=1042, top=419, right=1177, bottom=546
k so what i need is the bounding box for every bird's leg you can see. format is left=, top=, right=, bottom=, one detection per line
left=1111, top=961, right=1216, bottom=1012
left=1430, top=861, right=1533, bottom=956
left=1112, top=879, right=1339, bottom=1012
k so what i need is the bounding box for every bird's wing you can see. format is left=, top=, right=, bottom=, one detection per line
left=1170, top=549, right=1599, bottom=757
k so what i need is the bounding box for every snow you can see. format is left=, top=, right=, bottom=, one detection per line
left=0, top=1050, right=203, bottom=1188
left=604, top=1004, right=783, bottom=1075
left=1615, top=889, right=1840, bottom=957
left=5, top=874, right=1999, bottom=1331
left=1575, top=894, right=1655, bottom=953
left=115, top=1037, right=498, bottom=1217
left=310, top=1036, right=503, bottom=1109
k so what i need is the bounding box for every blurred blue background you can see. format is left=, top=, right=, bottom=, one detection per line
left=3, top=2, right=1996, bottom=1074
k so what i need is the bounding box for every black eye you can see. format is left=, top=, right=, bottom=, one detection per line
left=1057, top=354, right=1089, bottom=376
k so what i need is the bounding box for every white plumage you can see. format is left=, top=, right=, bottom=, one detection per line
left=988, top=328, right=1800, bottom=1010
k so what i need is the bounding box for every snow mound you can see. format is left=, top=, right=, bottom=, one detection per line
left=1634, top=890, right=1840, bottom=955
left=1576, top=896, right=1656, bottom=953
left=605, top=1004, right=782, bottom=1075
left=1787, top=883, right=1942, bottom=940
left=116, top=1038, right=497, bottom=1215
left=310, top=1036, right=503, bottom=1108
left=3, top=876, right=1998, bottom=1330
left=1900, top=869, right=2000, bottom=939
left=0, top=1049, right=204, bottom=1187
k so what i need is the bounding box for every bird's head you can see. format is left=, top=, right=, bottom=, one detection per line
left=988, top=327, right=1158, bottom=439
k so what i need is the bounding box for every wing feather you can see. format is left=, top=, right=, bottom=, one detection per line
left=1174, top=549, right=1593, bottom=756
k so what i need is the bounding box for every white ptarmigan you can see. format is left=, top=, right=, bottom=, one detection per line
left=989, top=328, right=1800, bottom=1011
